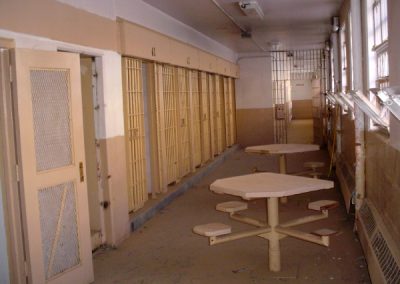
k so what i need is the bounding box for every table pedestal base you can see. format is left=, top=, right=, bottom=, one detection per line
left=268, top=197, right=280, bottom=271
left=204, top=197, right=332, bottom=272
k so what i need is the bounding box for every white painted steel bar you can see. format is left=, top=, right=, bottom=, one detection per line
left=276, top=227, right=329, bottom=247
left=209, top=227, right=271, bottom=245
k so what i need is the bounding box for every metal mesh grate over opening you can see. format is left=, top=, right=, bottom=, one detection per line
left=30, top=69, right=73, bottom=171
left=371, top=231, right=400, bottom=284
left=38, top=181, right=80, bottom=280
left=360, top=202, right=376, bottom=237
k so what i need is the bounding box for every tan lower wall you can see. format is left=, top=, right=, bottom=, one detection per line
left=99, top=135, right=130, bottom=246
left=291, top=99, right=312, bottom=119
left=365, top=132, right=400, bottom=245
left=236, top=108, right=274, bottom=146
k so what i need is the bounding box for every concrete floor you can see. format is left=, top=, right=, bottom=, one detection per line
left=93, top=149, right=371, bottom=283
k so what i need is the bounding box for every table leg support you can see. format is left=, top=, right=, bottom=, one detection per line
left=279, top=155, right=288, bottom=204
left=268, top=197, right=281, bottom=272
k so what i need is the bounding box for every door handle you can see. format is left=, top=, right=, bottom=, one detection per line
left=79, top=162, right=85, bottom=182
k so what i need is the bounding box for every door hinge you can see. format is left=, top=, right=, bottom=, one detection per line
left=15, top=164, right=20, bottom=182
left=24, top=261, right=29, bottom=277
left=79, top=162, right=85, bottom=182
left=9, top=64, right=13, bottom=83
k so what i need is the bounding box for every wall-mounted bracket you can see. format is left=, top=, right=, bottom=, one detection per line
left=351, top=90, right=388, bottom=127
left=374, top=86, right=400, bottom=121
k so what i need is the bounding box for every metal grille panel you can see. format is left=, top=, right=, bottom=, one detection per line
left=223, top=77, right=232, bottom=146
left=360, top=202, right=376, bottom=237
left=372, top=231, right=400, bottom=284
left=199, top=72, right=211, bottom=163
left=229, top=78, right=237, bottom=145
left=214, top=74, right=225, bottom=154
left=123, top=58, right=148, bottom=212
left=208, top=74, right=218, bottom=156
left=30, top=69, right=73, bottom=171
left=190, top=70, right=202, bottom=167
left=162, top=65, right=179, bottom=184
left=38, top=181, right=80, bottom=280
left=176, top=67, right=191, bottom=177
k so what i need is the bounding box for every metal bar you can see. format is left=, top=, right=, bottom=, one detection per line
left=230, top=213, right=267, bottom=227
left=268, top=197, right=280, bottom=272
left=209, top=227, right=271, bottom=245
left=276, top=227, right=329, bottom=247
left=280, top=211, right=328, bottom=228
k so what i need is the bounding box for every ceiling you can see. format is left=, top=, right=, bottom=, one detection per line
left=142, top=0, right=343, bottom=53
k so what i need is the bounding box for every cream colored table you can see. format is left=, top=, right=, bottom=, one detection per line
left=210, top=172, right=334, bottom=272
left=245, top=144, right=320, bottom=203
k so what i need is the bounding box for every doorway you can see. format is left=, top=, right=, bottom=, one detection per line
left=271, top=49, right=328, bottom=144
left=80, top=55, right=106, bottom=251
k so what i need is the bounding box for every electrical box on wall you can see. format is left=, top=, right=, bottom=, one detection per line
left=275, top=104, right=286, bottom=120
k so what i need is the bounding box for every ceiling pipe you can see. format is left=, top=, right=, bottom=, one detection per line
left=210, top=0, right=267, bottom=52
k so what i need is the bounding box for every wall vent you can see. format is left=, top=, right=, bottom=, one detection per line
left=359, top=202, right=376, bottom=237
left=371, top=231, right=400, bottom=283
left=358, top=201, right=400, bottom=284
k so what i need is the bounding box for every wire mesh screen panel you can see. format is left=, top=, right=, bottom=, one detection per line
left=38, top=181, right=79, bottom=280
left=271, top=49, right=327, bottom=144
left=176, top=67, right=191, bottom=178
left=199, top=72, right=211, bottom=163
left=30, top=69, right=73, bottom=171
left=208, top=73, right=217, bottom=156
left=162, top=65, right=179, bottom=184
left=190, top=70, right=202, bottom=167
left=223, top=77, right=232, bottom=147
left=122, top=58, right=148, bottom=212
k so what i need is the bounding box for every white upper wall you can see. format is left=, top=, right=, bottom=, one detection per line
left=236, top=57, right=272, bottom=109
left=291, top=79, right=312, bottom=100
left=56, top=0, right=237, bottom=62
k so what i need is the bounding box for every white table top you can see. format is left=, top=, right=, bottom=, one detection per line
left=210, top=173, right=334, bottom=199
left=245, top=144, right=320, bottom=155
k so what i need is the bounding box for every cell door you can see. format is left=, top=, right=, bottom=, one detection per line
left=176, top=67, right=191, bottom=178
left=214, top=74, right=225, bottom=154
left=122, top=57, right=148, bottom=212
left=189, top=70, right=202, bottom=168
left=223, top=77, right=232, bottom=147
left=162, top=65, right=179, bottom=184
left=199, top=72, right=211, bottom=163
left=207, top=74, right=217, bottom=157
left=11, top=49, right=93, bottom=283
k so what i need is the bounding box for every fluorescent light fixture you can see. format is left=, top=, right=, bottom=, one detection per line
left=239, top=1, right=264, bottom=19
left=376, top=86, right=400, bottom=121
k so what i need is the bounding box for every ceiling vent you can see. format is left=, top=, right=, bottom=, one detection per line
left=238, top=1, right=264, bottom=19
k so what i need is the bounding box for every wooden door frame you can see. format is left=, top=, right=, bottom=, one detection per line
left=0, top=45, right=27, bottom=284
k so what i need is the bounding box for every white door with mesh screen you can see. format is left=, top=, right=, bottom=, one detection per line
left=12, top=49, right=93, bottom=283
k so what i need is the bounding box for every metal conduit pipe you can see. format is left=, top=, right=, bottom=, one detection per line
left=351, top=0, right=366, bottom=211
